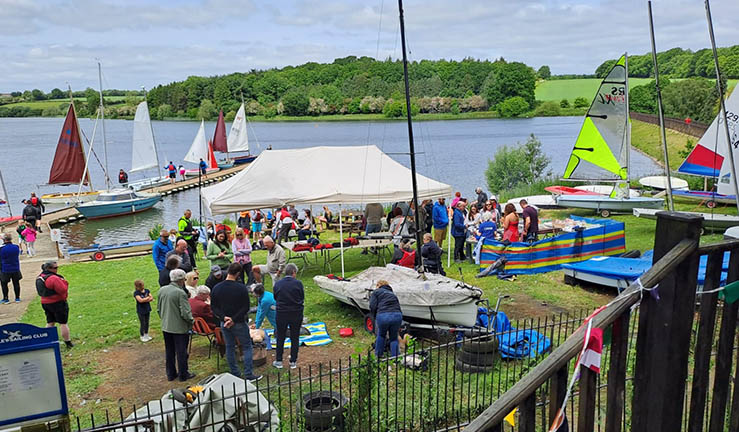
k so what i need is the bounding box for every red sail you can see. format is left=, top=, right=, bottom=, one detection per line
left=208, top=140, right=218, bottom=168
left=49, top=104, right=89, bottom=185
left=212, top=110, right=228, bottom=152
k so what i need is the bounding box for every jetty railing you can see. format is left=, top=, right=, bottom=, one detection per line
left=464, top=211, right=739, bottom=432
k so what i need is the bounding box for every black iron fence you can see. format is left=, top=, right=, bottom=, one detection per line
left=70, top=310, right=594, bottom=432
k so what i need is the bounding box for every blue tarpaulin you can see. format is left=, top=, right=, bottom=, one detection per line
left=476, top=309, right=551, bottom=359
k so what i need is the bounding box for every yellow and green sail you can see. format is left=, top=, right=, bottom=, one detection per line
left=564, top=55, right=629, bottom=181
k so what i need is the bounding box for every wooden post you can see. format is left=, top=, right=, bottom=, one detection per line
left=549, top=366, right=568, bottom=426
left=605, top=310, right=630, bottom=432
left=687, top=250, right=723, bottom=432
left=708, top=250, right=739, bottom=432
left=519, top=392, right=536, bottom=432
left=577, top=365, right=597, bottom=432
left=631, top=212, right=702, bottom=432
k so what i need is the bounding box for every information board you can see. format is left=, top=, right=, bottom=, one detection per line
left=0, top=323, right=68, bottom=426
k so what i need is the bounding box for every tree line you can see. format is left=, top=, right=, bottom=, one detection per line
left=595, top=46, right=739, bottom=79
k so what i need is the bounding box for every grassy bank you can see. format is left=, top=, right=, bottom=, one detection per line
left=536, top=78, right=738, bottom=102
left=630, top=118, right=694, bottom=170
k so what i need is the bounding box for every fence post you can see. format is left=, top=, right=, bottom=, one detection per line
left=605, top=310, right=630, bottom=432
left=577, top=365, right=597, bottom=432
left=549, top=366, right=568, bottom=427
left=631, top=212, right=702, bottom=432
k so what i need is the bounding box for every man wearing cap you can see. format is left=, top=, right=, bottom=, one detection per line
left=152, top=229, right=173, bottom=271
left=205, top=265, right=225, bottom=289
left=0, top=233, right=22, bottom=304
left=432, top=197, right=449, bottom=248
left=38, top=261, right=74, bottom=348
left=252, top=236, right=286, bottom=286
left=158, top=268, right=195, bottom=381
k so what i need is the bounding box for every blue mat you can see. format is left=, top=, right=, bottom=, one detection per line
left=265, top=322, right=332, bottom=349
left=476, top=310, right=551, bottom=359
left=561, top=250, right=729, bottom=289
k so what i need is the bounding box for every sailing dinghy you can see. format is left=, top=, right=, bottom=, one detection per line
left=212, top=110, right=234, bottom=168
left=227, top=102, right=258, bottom=165
left=183, top=120, right=220, bottom=177
left=555, top=54, right=663, bottom=217
left=41, top=103, right=100, bottom=204
left=126, top=101, right=169, bottom=191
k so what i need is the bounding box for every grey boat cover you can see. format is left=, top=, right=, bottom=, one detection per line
left=121, top=373, right=278, bottom=432
left=314, top=264, right=483, bottom=307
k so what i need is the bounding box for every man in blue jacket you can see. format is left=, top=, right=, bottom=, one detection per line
left=432, top=197, right=449, bottom=248
left=0, top=233, right=22, bottom=303
left=152, top=229, right=173, bottom=271
left=272, top=263, right=304, bottom=369
left=250, top=283, right=276, bottom=329
left=451, top=201, right=467, bottom=262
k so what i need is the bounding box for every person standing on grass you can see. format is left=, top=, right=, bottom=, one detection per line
left=38, top=261, right=74, bottom=348
left=159, top=255, right=182, bottom=287
left=206, top=230, right=233, bottom=270
left=177, top=209, right=199, bottom=266
left=252, top=236, right=286, bottom=286
left=133, top=279, right=153, bottom=342
left=1, top=233, right=22, bottom=303
left=211, top=262, right=262, bottom=381
left=432, top=197, right=449, bottom=249
left=520, top=199, right=539, bottom=243
left=452, top=201, right=467, bottom=262
left=157, top=269, right=195, bottom=382
left=166, top=239, right=193, bottom=273
left=251, top=210, right=264, bottom=242
left=232, top=227, right=253, bottom=284
left=152, top=229, right=173, bottom=271
left=475, top=187, right=488, bottom=210
left=272, top=263, right=304, bottom=369
left=370, top=280, right=403, bottom=358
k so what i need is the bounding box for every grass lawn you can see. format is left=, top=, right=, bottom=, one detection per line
left=631, top=118, right=695, bottom=170
left=536, top=78, right=739, bottom=102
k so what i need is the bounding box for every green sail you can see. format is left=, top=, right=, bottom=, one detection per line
left=563, top=55, right=629, bottom=181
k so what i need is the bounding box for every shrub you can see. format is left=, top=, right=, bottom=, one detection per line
left=534, top=101, right=561, bottom=117
left=573, top=97, right=589, bottom=108
left=281, top=89, right=309, bottom=116
left=497, top=96, right=530, bottom=118
left=560, top=99, right=570, bottom=108
left=157, top=104, right=173, bottom=120
left=485, top=134, right=551, bottom=192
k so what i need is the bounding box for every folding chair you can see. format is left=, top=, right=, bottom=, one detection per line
left=190, top=317, right=215, bottom=358
left=213, top=326, right=227, bottom=369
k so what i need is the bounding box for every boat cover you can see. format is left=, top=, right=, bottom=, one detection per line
left=476, top=310, right=551, bottom=359
left=122, top=373, right=279, bottom=432
left=561, top=250, right=729, bottom=288
left=476, top=216, right=625, bottom=275
left=314, top=264, right=482, bottom=307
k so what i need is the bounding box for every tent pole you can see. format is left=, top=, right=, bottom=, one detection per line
left=0, top=171, right=11, bottom=217
left=447, top=196, right=452, bottom=267
left=339, top=204, right=345, bottom=278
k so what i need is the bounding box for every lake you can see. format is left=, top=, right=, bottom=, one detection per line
left=0, top=116, right=662, bottom=247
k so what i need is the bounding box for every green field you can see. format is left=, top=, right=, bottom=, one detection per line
left=1, top=96, right=136, bottom=109
left=536, top=78, right=739, bottom=102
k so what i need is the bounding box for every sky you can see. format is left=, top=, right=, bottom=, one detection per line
left=2, top=0, right=738, bottom=92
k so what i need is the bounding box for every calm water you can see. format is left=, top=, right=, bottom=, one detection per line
left=0, top=116, right=661, bottom=247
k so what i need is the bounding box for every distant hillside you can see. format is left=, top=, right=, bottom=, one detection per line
left=595, top=46, right=739, bottom=78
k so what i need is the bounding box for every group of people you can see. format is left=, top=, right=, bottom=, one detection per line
left=148, top=208, right=305, bottom=381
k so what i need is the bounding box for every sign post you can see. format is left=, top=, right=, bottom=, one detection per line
left=0, top=323, right=69, bottom=432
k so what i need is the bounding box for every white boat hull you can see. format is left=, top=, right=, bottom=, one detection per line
left=127, top=175, right=170, bottom=191
left=577, top=185, right=642, bottom=197
left=507, top=195, right=558, bottom=209
left=555, top=195, right=664, bottom=213
left=41, top=191, right=100, bottom=204
left=184, top=168, right=219, bottom=177
left=639, top=176, right=689, bottom=190
left=633, top=208, right=739, bottom=230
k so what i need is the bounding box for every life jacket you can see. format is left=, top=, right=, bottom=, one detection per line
left=397, top=250, right=416, bottom=269
left=119, top=171, right=128, bottom=182
left=36, top=272, right=57, bottom=297
left=253, top=211, right=263, bottom=222
left=31, top=197, right=38, bottom=206
left=168, top=164, right=176, bottom=172
left=179, top=216, right=194, bottom=240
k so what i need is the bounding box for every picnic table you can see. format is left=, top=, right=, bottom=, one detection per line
left=281, top=236, right=395, bottom=273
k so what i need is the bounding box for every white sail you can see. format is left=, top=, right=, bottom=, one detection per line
left=131, top=102, right=158, bottom=172
left=227, top=102, right=250, bottom=153
left=184, top=120, right=209, bottom=164
left=710, top=91, right=739, bottom=196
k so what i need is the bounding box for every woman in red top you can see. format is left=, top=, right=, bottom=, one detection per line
left=501, top=204, right=520, bottom=243
left=39, top=261, right=74, bottom=348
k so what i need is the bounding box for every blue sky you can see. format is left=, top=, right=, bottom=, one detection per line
left=2, top=0, right=738, bottom=92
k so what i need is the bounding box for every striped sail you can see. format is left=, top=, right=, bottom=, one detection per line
left=564, top=55, right=629, bottom=181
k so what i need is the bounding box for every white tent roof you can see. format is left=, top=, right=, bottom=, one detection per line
left=202, top=145, right=453, bottom=214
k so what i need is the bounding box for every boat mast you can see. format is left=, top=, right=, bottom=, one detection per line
left=624, top=52, right=631, bottom=194
left=705, top=0, right=739, bottom=209
left=69, top=84, right=94, bottom=194
left=97, top=61, right=111, bottom=189
left=0, top=171, right=12, bottom=217
left=397, top=0, right=424, bottom=265
left=647, top=1, right=674, bottom=211
left=142, top=86, right=163, bottom=178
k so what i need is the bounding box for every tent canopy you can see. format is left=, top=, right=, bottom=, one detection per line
left=202, top=145, right=453, bottom=214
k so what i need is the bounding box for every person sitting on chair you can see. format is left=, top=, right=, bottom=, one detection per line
left=189, top=286, right=217, bottom=329
left=421, top=233, right=445, bottom=275
left=297, top=209, right=316, bottom=241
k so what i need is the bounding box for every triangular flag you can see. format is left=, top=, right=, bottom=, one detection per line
left=720, top=280, right=739, bottom=304
left=504, top=408, right=516, bottom=427
left=580, top=328, right=603, bottom=373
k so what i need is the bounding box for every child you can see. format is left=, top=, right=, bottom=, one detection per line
left=21, top=224, right=36, bottom=257
left=133, top=280, right=154, bottom=342
left=16, top=221, right=27, bottom=254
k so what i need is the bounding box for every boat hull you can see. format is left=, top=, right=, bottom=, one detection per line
left=639, top=176, right=689, bottom=190
left=577, top=185, right=642, bottom=198
left=506, top=195, right=558, bottom=209
left=555, top=195, right=664, bottom=212
left=76, top=194, right=161, bottom=219
left=41, top=191, right=100, bottom=204
left=672, top=189, right=737, bottom=205
left=66, top=240, right=155, bottom=261
left=127, top=176, right=170, bottom=191
left=232, top=155, right=257, bottom=165
left=633, top=207, right=739, bottom=230
left=184, top=168, right=220, bottom=177
left=545, top=186, right=602, bottom=196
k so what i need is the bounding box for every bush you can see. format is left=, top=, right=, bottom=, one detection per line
left=485, top=134, right=551, bottom=192
left=281, top=89, right=309, bottom=116
left=573, top=97, right=589, bottom=108
left=157, top=104, right=173, bottom=120
left=534, top=101, right=561, bottom=117
left=497, top=96, right=530, bottom=118
left=560, top=99, right=570, bottom=108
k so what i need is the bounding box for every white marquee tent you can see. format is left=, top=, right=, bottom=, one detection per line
left=201, top=145, right=453, bottom=214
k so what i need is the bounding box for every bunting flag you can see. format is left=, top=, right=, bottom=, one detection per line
left=504, top=408, right=516, bottom=427
left=580, top=327, right=603, bottom=373
left=549, top=410, right=569, bottom=432
left=720, top=280, right=739, bottom=304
